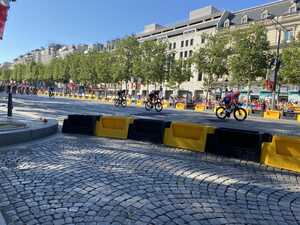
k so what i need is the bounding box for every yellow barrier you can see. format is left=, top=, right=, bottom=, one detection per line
left=136, top=100, right=143, bottom=107
left=261, top=136, right=300, bottom=173
left=297, top=114, right=300, bottom=122
left=263, top=110, right=281, bottom=120
left=163, top=122, right=215, bottom=152
left=176, top=103, right=186, bottom=110
left=163, top=101, right=170, bottom=109
left=95, top=116, right=134, bottom=139
left=195, top=104, right=206, bottom=112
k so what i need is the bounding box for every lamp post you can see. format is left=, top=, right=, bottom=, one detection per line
left=0, top=0, right=16, bottom=116
left=268, top=16, right=289, bottom=110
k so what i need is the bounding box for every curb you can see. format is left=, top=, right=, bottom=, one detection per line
left=0, top=119, right=58, bottom=147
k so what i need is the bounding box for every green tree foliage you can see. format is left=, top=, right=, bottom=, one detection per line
left=168, top=59, right=192, bottom=90
left=113, top=36, right=140, bottom=86
left=228, top=24, right=270, bottom=87
left=193, top=33, right=231, bottom=102
left=138, top=40, right=169, bottom=89
left=281, top=39, right=300, bottom=85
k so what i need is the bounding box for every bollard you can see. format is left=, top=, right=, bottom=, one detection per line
left=7, top=87, right=13, bottom=117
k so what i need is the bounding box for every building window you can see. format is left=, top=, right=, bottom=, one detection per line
left=190, top=39, right=194, bottom=46
left=173, top=42, right=176, bottom=49
left=241, top=15, right=248, bottom=24
left=180, top=52, right=183, bottom=58
left=201, top=37, right=206, bottom=44
left=224, top=19, right=230, bottom=28
left=284, top=30, right=293, bottom=42
left=261, top=10, right=269, bottom=20
left=181, top=41, right=184, bottom=47
left=169, top=43, right=172, bottom=50
left=290, top=4, right=297, bottom=13
left=184, top=51, right=188, bottom=58
left=185, top=40, right=189, bottom=47
left=198, top=72, right=203, bottom=81
left=189, top=50, right=193, bottom=57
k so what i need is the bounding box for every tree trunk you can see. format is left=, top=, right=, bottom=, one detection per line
left=205, top=87, right=209, bottom=106
left=246, top=81, right=251, bottom=109
left=104, top=83, right=107, bottom=98
left=146, top=83, right=149, bottom=96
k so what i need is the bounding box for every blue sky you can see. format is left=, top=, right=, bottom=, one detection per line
left=0, top=0, right=274, bottom=63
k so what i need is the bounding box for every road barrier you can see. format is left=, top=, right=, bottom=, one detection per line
left=283, top=112, right=298, bottom=120
left=194, top=104, right=206, bottom=113
left=62, top=115, right=100, bottom=135
left=261, top=136, right=300, bottom=173
left=136, top=100, right=143, bottom=107
left=297, top=114, right=300, bottom=122
left=128, top=119, right=171, bottom=144
left=163, top=101, right=170, bottom=109
left=95, top=116, right=134, bottom=139
left=163, top=122, right=215, bottom=152
left=263, top=110, right=281, bottom=120
left=61, top=113, right=300, bottom=173
left=176, top=103, right=185, bottom=110
left=206, top=128, right=271, bottom=162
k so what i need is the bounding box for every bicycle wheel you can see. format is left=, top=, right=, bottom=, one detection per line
left=233, top=108, right=247, bottom=121
left=121, top=99, right=127, bottom=108
left=145, top=101, right=152, bottom=111
left=114, top=99, right=120, bottom=107
left=216, top=107, right=227, bottom=120
left=155, top=102, right=163, bottom=112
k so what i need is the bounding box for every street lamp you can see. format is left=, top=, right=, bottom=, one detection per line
left=267, top=15, right=289, bottom=110
left=0, top=0, right=16, bottom=116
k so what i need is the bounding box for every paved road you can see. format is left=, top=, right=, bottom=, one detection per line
left=0, top=134, right=299, bottom=225
left=1, top=94, right=300, bottom=136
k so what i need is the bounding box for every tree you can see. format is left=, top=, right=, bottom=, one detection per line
left=113, top=36, right=140, bottom=89
left=281, top=39, right=300, bottom=85
left=138, top=40, right=169, bottom=91
left=193, top=33, right=231, bottom=103
left=228, top=24, right=270, bottom=106
left=168, top=59, right=192, bottom=93
left=95, top=51, right=114, bottom=96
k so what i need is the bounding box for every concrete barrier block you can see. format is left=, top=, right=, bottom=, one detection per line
left=264, top=110, right=281, bottom=120
left=206, top=128, right=271, bottom=162
left=194, top=104, right=206, bottom=112
left=164, top=122, right=215, bottom=152
left=136, top=100, right=143, bottom=107
left=176, top=103, right=185, bottom=110
left=62, top=115, right=101, bottom=135
left=128, top=119, right=171, bottom=144
left=261, top=136, right=300, bottom=173
left=95, top=116, right=134, bottom=139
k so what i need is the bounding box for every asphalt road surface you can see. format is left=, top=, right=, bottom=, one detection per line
left=1, top=93, right=300, bottom=136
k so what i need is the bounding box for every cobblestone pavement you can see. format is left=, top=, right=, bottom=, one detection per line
left=0, top=134, right=299, bottom=225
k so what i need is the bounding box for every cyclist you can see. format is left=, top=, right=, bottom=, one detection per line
left=117, top=89, right=126, bottom=100
left=149, top=90, right=160, bottom=103
left=223, top=91, right=241, bottom=112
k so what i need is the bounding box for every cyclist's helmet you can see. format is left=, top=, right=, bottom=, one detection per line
left=233, top=91, right=240, bottom=97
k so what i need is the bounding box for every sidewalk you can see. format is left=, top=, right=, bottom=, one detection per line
left=0, top=113, right=58, bottom=147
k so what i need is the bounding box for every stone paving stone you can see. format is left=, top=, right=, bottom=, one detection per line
left=0, top=134, right=299, bottom=225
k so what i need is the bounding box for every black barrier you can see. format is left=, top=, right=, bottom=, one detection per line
left=128, top=119, right=171, bottom=144
left=206, top=128, right=273, bottom=162
left=62, top=115, right=101, bottom=135
left=283, top=112, right=297, bottom=120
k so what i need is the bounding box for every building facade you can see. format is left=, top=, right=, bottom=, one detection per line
left=134, top=0, right=300, bottom=101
